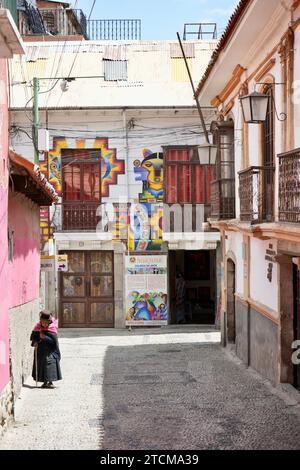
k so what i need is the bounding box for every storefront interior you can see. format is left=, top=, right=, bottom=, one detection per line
left=169, top=250, right=216, bottom=325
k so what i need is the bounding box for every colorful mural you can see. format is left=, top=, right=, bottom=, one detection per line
left=134, top=149, right=164, bottom=203
left=125, top=255, right=168, bottom=326
left=128, top=203, right=163, bottom=251
left=129, top=149, right=164, bottom=251
left=126, top=291, right=168, bottom=322
left=40, top=137, right=125, bottom=197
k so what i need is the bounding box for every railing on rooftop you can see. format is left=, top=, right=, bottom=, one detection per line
left=87, top=19, right=142, bottom=40
left=0, top=0, right=18, bottom=24
left=183, top=23, right=217, bottom=40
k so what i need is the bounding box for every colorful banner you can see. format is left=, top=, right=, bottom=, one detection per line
left=125, top=255, right=168, bottom=326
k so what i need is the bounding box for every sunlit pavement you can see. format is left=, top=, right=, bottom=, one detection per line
left=1, top=326, right=300, bottom=450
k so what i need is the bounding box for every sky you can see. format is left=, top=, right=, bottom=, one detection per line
left=71, top=0, right=240, bottom=40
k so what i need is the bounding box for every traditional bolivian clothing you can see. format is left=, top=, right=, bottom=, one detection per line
left=30, top=314, right=62, bottom=386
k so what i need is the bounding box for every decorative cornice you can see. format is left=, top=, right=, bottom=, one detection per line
left=254, top=58, right=276, bottom=82
left=211, top=64, right=246, bottom=107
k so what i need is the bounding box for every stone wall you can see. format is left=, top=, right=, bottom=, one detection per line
left=0, top=382, right=14, bottom=437
left=9, top=299, right=40, bottom=403
left=249, top=307, right=279, bottom=385
left=235, top=298, right=250, bottom=366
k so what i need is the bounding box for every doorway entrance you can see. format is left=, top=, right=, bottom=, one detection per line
left=169, top=250, right=216, bottom=324
left=226, top=259, right=236, bottom=343
left=60, top=251, right=114, bottom=328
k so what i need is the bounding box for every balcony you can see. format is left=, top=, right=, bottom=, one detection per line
left=239, top=166, right=275, bottom=224
left=54, top=202, right=100, bottom=231
left=279, top=148, right=300, bottom=223
left=211, top=179, right=235, bottom=220
left=38, top=8, right=88, bottom=38
left=163, top=203, right=211, bottom=233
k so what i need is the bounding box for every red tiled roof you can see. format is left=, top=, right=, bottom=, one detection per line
left=196, top=0, right=251, bottom=97
left=9, top=149, right=58, bottom=204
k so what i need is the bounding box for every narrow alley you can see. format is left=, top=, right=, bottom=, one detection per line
left=1, top=328, right=300, bottom=451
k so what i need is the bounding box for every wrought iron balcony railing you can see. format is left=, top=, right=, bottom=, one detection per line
left=54, top=202, right=100, bottom=231
left=211, top=179, right=236, bottom=220
left=239, top=166, right=275, bottom=224
left=278, top=148, right=300, bottom=223
left=163, top=203, right=211, bottom=233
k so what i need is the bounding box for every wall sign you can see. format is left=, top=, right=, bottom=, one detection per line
left=125, top=255, right=168, bottom=326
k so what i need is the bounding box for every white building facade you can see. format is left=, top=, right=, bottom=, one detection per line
left=197, top=0, right=300, bottom=389
left=10, top=38, right=221, bottom=329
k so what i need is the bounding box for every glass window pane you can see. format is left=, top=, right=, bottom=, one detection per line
left=64, top=164, right=81, bottom=201
left=83, top=163, right=101, bottom=201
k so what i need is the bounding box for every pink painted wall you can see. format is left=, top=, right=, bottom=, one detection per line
left=0, top=58, right=9, bottom=393
left=7, top=194, right=40, bottom=308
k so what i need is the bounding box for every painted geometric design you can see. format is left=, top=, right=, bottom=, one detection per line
left=41, top=137, right=125, bottom=197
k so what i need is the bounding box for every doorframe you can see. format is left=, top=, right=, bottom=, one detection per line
left=59, top=250, right=115, bottom=328
left=226, top=256, right=236, bottom=344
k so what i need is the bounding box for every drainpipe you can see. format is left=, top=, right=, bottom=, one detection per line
left=123, top=108, right=130, bottom=203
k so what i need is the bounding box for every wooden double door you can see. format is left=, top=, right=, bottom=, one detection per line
left=60, top=251, right=114, bottom=328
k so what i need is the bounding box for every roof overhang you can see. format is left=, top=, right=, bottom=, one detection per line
left=0, top=8, right=25, bottom=58
left=9, top=150, right=58, bottom=206
left=197, top=0, right=281, bottom=106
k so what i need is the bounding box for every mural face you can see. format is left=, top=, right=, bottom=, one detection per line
left=134, top=149, right=164, bottom=203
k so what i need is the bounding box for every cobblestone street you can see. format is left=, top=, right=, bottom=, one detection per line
left=1, top=327, right=300, bottom=450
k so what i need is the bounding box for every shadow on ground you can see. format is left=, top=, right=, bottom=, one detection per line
left=99, top=342, right=300, bottom=450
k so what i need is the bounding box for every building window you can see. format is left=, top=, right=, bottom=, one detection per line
left=103, top=59, right=128, bottom=81
left=165, top=147, right=213, bottom=204
left=263, top=86, right=274, bottom=167
left=62, top=150, right=101, bottom=230
left=262, top=85, right=275, bottom=222
left=211, top=121, right=236, bottom=220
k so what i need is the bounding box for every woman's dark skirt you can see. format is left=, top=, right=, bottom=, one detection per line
left=32, top=351, right=62, bottom=383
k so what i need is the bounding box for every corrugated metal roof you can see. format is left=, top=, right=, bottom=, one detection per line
left=103, top=59, right=128, bottom=81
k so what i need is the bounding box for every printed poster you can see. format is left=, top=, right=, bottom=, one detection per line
left=125, top=255, right=168, bottom=326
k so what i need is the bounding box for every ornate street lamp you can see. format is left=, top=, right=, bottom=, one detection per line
left=239, top=85, right=287, bottom=124
left=197, top=143, right=218, bottom=165
left=239, top=91, right=270, bottom=124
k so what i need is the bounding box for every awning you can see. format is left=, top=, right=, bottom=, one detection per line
left=0, top=9, right=24, bottom=57
left=9, top=149, right=58, bottom=206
